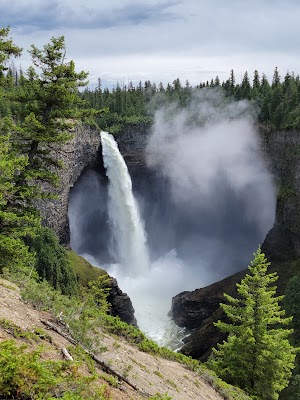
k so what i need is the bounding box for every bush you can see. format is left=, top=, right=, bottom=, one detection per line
left=0, top=339, right=111, bottom=400
left=0, top=340, right=59, bottom=399
left=27, top=227, right=78, bottom=295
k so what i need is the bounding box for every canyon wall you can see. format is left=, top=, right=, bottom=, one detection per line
left=36, top=123, right=102, bottom=244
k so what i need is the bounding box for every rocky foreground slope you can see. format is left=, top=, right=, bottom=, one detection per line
left=0, top=278, right=238, bottom=400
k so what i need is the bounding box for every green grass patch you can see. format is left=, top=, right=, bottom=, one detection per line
left=67, top=251, right=106, bottom=287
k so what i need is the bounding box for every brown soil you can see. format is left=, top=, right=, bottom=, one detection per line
left=0, top=279, right=224, bottom=400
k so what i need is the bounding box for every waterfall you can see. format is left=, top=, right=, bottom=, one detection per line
left=100, top=131, right=149, bottom=276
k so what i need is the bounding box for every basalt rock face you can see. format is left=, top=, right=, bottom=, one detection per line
left=36, top=123, right=102, bottom=244
left=115, top=122, right=152, bottom=168
left=171, top=130, right=300, bottom=361
left=170, top=270, right=246, bottom=361
left=108, top=278, right=137, bottom=326
left=261, top=131, right=300, bottom=261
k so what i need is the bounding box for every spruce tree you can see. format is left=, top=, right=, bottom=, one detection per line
left=12, top=36, right=88, bottom=204
left=208, top=247, right=296, bottom=400
left=0, top=27, right=38, bottom=278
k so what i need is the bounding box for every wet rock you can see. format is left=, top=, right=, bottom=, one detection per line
left=107, top=278, right=137, bottom=326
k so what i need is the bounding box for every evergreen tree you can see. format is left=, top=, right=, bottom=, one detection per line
left=26, top=227, right=78, bottom=295
left=208, top=247, right=296, bottom=400
left=0, top=27, right=39, bottom=279
left=0, top=120, right=38, bottom=278
left=0, top=27, right=22, bottom=77
left=229, top=69, right=235, bottom=89
left=12, top=36, right=88, bottom=205
left=253, top=69, right=260, bottom=90
left=272, top=66, right=281, bottom=87
left=241, top=71, right=251, bottom=99
left=214, top=76, right=220, bottom=86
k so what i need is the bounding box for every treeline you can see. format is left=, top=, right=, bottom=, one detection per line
left=81, top=68, right=300, bottom=133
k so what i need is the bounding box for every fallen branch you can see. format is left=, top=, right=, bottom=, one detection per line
left=41, top=320, right=150, bottom=398
left=61, top=347, right=74, bottom=361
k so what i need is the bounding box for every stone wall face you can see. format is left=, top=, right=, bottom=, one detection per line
left=262, top=131, right=300, bottom=260
left=36, top=123, right=102, bottom=244
left=115, top=122, right=151, bottom=167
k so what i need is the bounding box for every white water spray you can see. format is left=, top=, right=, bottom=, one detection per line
left=100, top=131, right=190, bottom=347
left=100, top=132, right=149, bottom=276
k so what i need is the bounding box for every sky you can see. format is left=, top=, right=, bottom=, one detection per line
left=1, top=0, right=300, bottom=89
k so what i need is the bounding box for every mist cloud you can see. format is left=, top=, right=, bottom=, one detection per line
left=146, top=89, right=276, bottom=236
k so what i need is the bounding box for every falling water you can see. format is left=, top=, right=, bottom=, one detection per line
left=100, top=131, right=150, bottom=276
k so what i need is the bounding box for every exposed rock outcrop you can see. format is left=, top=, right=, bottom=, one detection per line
left=37, top=123, right=102, bottom=244
left=170, top=271, right=245, bottom=361
left=108, top=278, right=137, bottom=326
left=261, top=131, right=300, bottom=260
left=115, top=122, right=151, bottom=168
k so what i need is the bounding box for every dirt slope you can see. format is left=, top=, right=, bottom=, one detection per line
left=0, top=279, right=224, bottom=400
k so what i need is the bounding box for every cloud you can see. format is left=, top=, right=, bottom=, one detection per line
left=3, top=0, right=300, bottom=86
left=0, top=0, right=181, bottom=31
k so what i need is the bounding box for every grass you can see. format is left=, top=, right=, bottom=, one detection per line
left=67, top=250, right=106, bottom=286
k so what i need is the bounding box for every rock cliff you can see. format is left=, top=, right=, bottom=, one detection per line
left=262, top=131, right=300, bottom=260
left=170, top=129, right=300, bottom=361
left=36, top=123, right=102, bottom=244
left=108, top=278, right=137, bottom=326
left=115, top=122, right=151, bottom=168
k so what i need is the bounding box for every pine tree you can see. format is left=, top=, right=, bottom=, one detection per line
left=272, top=66, right=281, bottom=87
left=0, top=27, right=38, bottom=278
left=0, top=119, right=38, bottom=278
left=241, top=71, right=251, bottom=99
left=253, top=70, right=260, bottom=90
left=214, top=76, right=220, bottom=86
left=229, top=69, right=235, bottom=89
left=11, top=36, right=88, bottom=205
left=0, top=27, right=22, bottom=77
left=208, top=247, right=296, bottom=400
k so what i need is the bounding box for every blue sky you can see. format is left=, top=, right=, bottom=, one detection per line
left=1, top=0, right=300, bottom=88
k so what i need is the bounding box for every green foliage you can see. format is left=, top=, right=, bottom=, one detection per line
left=148, top=393, right=172, bottom=400
left=0, top=339, right=111, bottom=400
left=283, top=275, right=300, bottom=397
left=0, top=318, right=51, bottom=342
left=10, top=35, right=89, bottom=210
left=26, top=226, right=78, bottom=295
left=284, top=274, right=300, bottom=345
left=0, top=340, right=60, bottom=399
left=0, top=27, right=22, bottom=77
left=208, top=247, right=296, bottom=400
left=280, top=374, right=300, bottom=399
left=82, top=68, right=300, bottom=135
left=68, top=250, right=106, bottom=286
left=0, top=119, right=39, bottom=281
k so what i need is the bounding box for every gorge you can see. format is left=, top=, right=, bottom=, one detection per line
left=65, top=93, right=286, bottom=350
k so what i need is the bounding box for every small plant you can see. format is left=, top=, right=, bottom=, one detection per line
left=148, top=393, right=172, bottom=400
left=166, top=378, right=178, bottom=390
left=122, top=363, right=133, bottom=378
left=0, top=319, right=48, bottom=342
left=68, top=345, right=96, bottom=374
left=154, top=370, right=164, bottom=379
left=100, top=373, right=120, bottom=387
